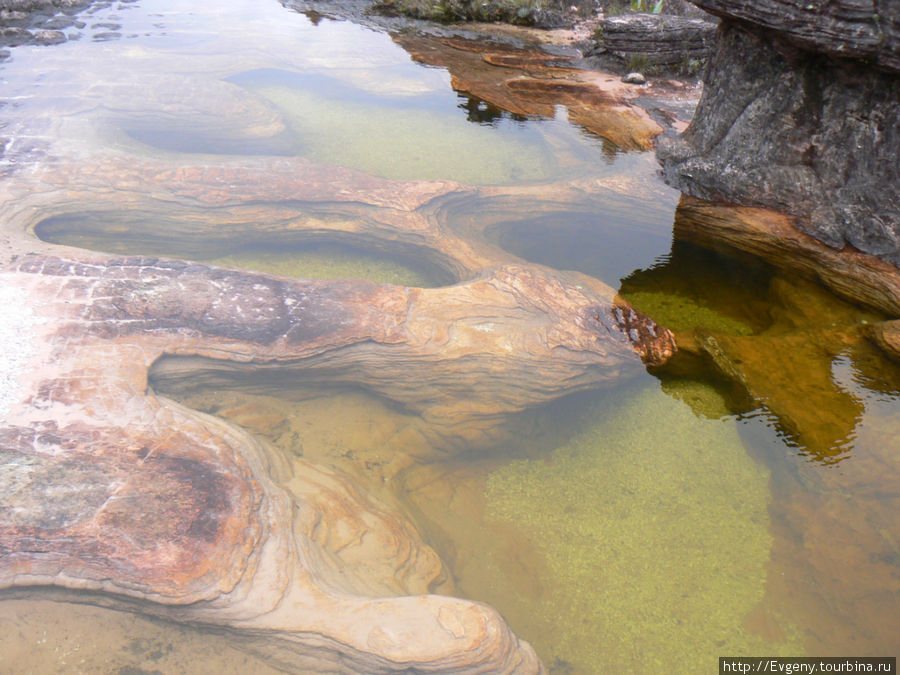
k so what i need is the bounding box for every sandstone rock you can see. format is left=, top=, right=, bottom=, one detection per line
left=0, top=9, right=30, bottom=23
left=597, top=13, right=717, bottom=66
left=0, top=143, right=674, bottom=669
left=671, top=196, right=900, bottom=316
left=871, top=319, right=900, bottom=362
left=395, top=34, right=665, bottom=150
left=0, top=25, right=32, bottom=44
left=661, top=197, right=900, bottom=415
left=0, top=252, right=552, bottom=672
left=0, top=0, right=54, bottom=11
left=658, top=4, right=900, bottom=265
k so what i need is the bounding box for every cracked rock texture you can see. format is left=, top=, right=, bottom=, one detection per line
left=658, top=1, right=900, bottom=264
left=596, top=13, right=718, bottom=66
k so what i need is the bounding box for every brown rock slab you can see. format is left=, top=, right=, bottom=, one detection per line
left=394, top=34, right=664, bottom=150
left=0, top=141, right=675, bottom=669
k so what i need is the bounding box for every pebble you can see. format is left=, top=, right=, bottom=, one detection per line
left=33, top=29, right=66, bottom=45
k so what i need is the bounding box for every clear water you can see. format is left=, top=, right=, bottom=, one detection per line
left=1, top=0, right=898, bottom=672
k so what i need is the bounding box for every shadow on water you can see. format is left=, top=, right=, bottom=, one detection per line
left=622, top=235, right=886, bottom=464
left=456, top=91, right=528, bottom=126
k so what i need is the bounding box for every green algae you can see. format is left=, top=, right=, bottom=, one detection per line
left=248, top=84, right=556, bottom=184
left=210, top=242, right=436, bottom=287
left=484, top=381, right=804, bottom=673
left=623, top=290, right=755, bottom=335
left=660, top=378, right=734, bottom=419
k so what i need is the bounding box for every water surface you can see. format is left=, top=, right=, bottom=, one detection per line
left=1, top=0, right=898, bottom=672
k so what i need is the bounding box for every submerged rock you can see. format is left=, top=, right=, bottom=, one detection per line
left=0, top=254, right=548, bottom=672
left=0, top=147, right=675, bottom=669
left=481, top=382, right=800, bottom=671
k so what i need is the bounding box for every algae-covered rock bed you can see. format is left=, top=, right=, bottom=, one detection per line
left=484, top=381, right=803, bottom=671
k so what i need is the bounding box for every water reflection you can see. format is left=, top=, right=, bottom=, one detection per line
left=456, top=91, right=528, bottom=126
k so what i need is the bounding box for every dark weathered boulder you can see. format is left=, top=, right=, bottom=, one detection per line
left=658, top=3, right=900, bottom=265
left=597, top=13, right=718, bottom=66
left=691, top=0, right=900, bottom=71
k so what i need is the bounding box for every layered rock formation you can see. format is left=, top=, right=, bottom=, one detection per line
left=658, top=0, right=900, bottom=264
left=0, top=2, right=694, bottom=665
left=1, top=252, right=551, bottom=672
left=0, top=143, right=674, bottom=671
left=595, top=13, right=717, bottom=67
left=394, top=33, right=668, bottom=150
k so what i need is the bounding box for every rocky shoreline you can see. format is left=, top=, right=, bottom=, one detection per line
left=0, top=0, right=119, bottom=53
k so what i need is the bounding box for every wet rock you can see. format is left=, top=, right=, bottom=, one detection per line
left=0, top=9, right=30, bottom=23
left=0, top=25, right=32, bottom=44
left=660, top=196, right=900, bottom=454
left=0, top=253, right=546, bottom=673
left=658, top=3, right=900, bottom=266
left=871, top=320, right=900, bottom=363
left=32, top=27, right=64, bottom=43
left=671, top=196, right=900, bottom=317
left=395, top=34, right=665, bottom=150
left=0, top=0, right=98, bottom=57
left=0, top=0, right=54, bottom=10
left=596, top=13, right=717, bottom=66
left=374, top=0, right=573, bottom=28
left=0, top=148, right=674, bottom=669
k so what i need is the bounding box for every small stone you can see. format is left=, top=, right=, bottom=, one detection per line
left=0, top=26, right=33, bottom=46
left=33, top=29, right=66, bottom=45
left=0, top=10, right=30, bottom=24
left=40, top=16, right=76, bottom=30
left=623, top=72, right=646, bottom=84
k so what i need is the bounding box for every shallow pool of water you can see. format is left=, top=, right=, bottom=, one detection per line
left=1, top=0, right=898, bottom=671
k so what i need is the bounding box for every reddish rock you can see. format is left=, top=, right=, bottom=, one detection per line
left=0, top=148, right=675, bottom=670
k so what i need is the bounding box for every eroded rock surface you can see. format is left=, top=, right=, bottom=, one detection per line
left=394, top=33, right=666, bottom=150
left=0, top=5, right=690, bottom=666
left=0, top=149, right=673, bottom=671
left=658, top=2, right=900, bottom=264
left=1, top=251, right=556, bottom=671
